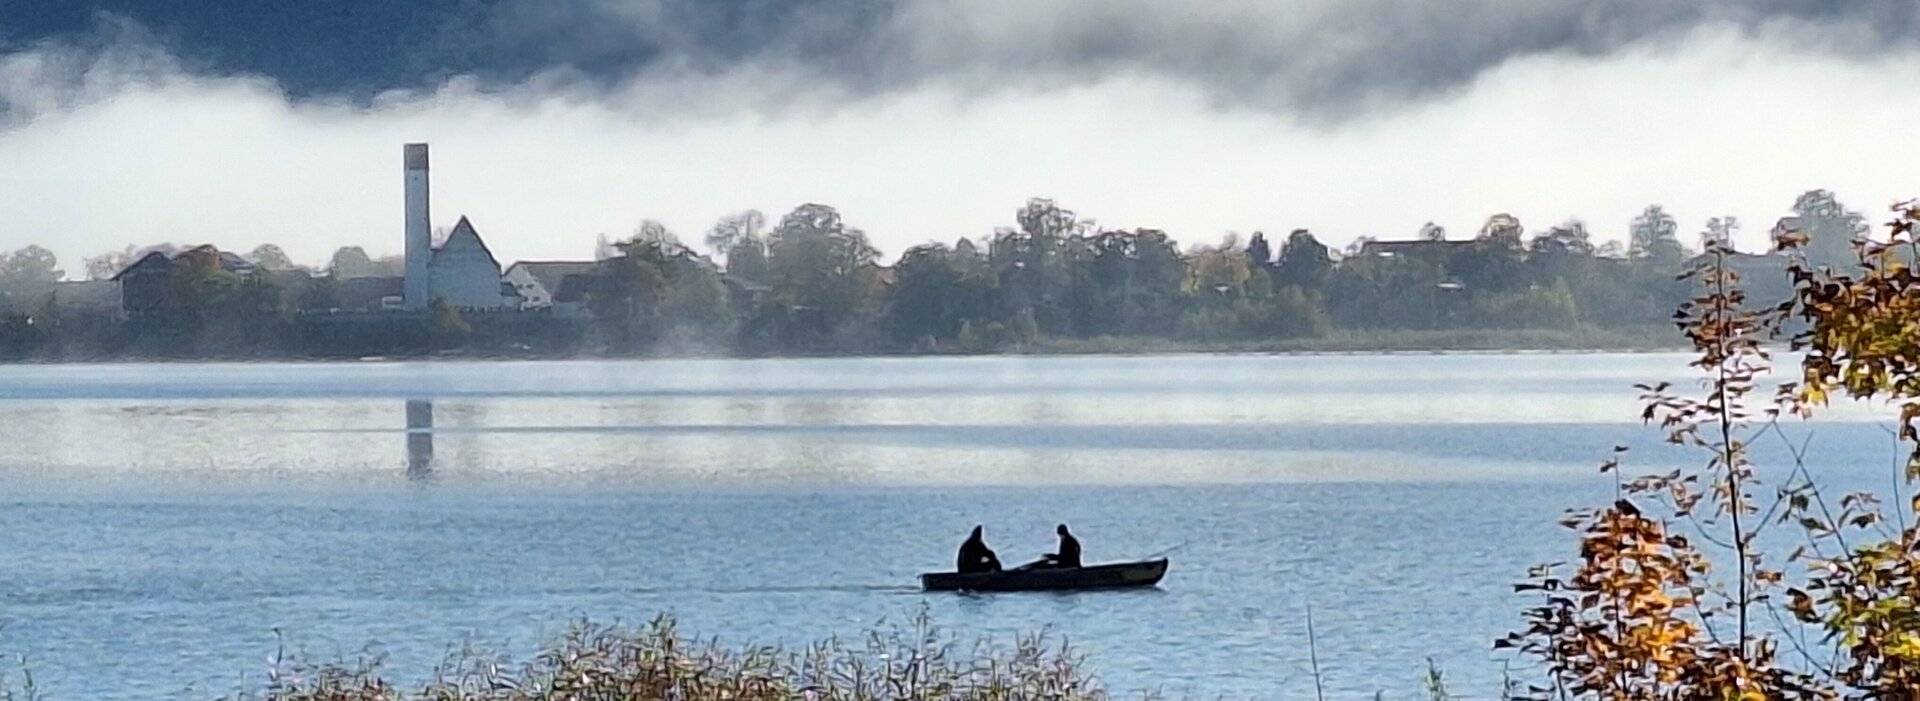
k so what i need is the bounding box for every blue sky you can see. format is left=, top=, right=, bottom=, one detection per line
left=3, top=1, right=1919, bottom=274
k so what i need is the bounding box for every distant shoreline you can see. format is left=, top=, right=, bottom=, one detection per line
left=1003, top=326, right=1685, bottom=356
left=0, top=326, right=1693, bottom=365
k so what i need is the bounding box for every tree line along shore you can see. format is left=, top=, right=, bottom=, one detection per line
left=0, top=190, right=1864, bottom=361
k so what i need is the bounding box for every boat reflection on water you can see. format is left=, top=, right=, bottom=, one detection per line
left=406, top=398, right=434, bottom=481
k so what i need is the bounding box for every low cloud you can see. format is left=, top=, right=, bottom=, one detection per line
left=0, top=10, right=1917, bottom=276
left=476, top=0, right=1920, bottom=115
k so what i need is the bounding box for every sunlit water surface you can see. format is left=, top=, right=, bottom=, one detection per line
left=0, top=354, right=1903, bottom=699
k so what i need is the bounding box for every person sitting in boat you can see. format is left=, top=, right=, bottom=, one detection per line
left=957, top=525, right=1003, bottom=574
left=1044, top=524, right=1082, bottom=569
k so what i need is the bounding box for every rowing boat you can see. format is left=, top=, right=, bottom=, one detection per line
left=919, top=558, right=1168, bottom=592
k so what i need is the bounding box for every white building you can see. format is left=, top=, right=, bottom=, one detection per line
left=428, top=216, right=513, bottom=310
left=504, top=261, right=597, bottom=309
left=400, top=144, right=512, bottom=311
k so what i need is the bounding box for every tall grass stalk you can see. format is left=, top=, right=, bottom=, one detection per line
left=1306, top=606, right=1327, bottom=701
left=233, top=611, right=1113, bottom=701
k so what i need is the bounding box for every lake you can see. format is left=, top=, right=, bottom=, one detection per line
left=0, top=353, right=1902, bottom=699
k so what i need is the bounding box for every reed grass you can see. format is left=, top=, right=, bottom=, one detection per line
left=0, top=609, right=1515, bottom=700
left=229, top=611, right=1117, bottom=701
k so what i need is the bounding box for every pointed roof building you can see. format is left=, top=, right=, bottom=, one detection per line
left=426, top=215, right=511, bottom=310
left=433, top=216, right=502, bottom=270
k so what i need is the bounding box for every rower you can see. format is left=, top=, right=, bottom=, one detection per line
left=1047, top=524, right=1082, bottom=569
left=957, top=525, right=1002, bottom=574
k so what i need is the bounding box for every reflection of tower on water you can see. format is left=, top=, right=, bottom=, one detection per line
left=406, top=398, right=434, bottom=480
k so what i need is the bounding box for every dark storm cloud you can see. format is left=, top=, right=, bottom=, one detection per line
left=0, top=14, right=185, bottom=121
left=5, top=0, right=1915, bottom=116
left=458, top=0, right=1920, bottom=114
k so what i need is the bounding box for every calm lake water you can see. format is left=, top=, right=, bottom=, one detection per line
left=0, top=353, right=1903, bottom=699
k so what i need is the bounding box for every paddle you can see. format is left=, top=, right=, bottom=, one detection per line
left=1139, top=540, right=1191, bottom=560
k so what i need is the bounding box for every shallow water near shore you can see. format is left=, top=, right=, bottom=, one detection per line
left=0, top=353, right=1902, bottom=699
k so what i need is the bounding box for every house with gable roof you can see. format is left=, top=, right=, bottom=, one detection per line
left=426, top=216, right=513, bottom=310
left=504, top=260, right=598, bottom=310
left=110, top=245, right=261, bottom=319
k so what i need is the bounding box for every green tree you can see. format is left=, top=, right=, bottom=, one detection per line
left=1477, top=213, right=1525, bottom=250
left=588, top=252, right=669, bottom=352
left=85, top=247, right=134, bottom=281
left=709, top=212, right=773, bottom=283
left=429, top=297, right=471, bottom=349
left=1325, top=251, right=1448, bottom=329
left=1526, top=219, right=1595, bottom=287
left=724, top=237, right=770, bottom=282
left=1469, top=280, right=1579, bottom=329
left=0, top=309, right=48, bottom=359
left=247, top=244, right=297, bottom=271
left=298, top=274, right=342, bottom=312
left=1530, top=219, right=1594, bottom=257
left=990, top=198, right=1089, bottom=336
left=1451, top=213, right=1526, bottom=294
left=0, top=245, right=63, bottom=300
left=750, top=203, right=884, bottom=350
left=147, top=246, right=287, bottom=354
left=328, top=246, right=382, bottom=278
left=634, top=220, right=678, bottom=248
left=1245, top=232, right=1273, bottom=268
left=1189, top=235, right=1255, bottom=299
left=654, top=254, right=732, bottom=340
left=1073, top=228, right=1185, bottom=337
left=1274, top=229, right=1332, bottom=288
left=1266, top=285, right=1331, bottom=338
left=1783, top=189, right=1869, bottom=268
left=885, top=243, right=997, bottom=345
left=587, top=229, right=735, bottom=352
left=1628, top=204, right=1687, bottom=268
left=1700, top=215, right=1738, bottom=251
left=705, top=210, right=766, bottom=260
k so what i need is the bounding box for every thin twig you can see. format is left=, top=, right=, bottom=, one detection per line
left=1306, top=605, right=1326, bottom=701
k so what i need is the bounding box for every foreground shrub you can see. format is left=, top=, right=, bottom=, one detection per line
left=1503, top=201, right=1920, bottom=699
left=1499, top=231, right=1828, bottom=699
left=239, top=612, right=1110, bottom=701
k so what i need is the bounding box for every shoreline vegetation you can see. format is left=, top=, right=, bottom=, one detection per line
left=2, top=612, right=1465, bottom=701
left=232, top=614, right=1129, bottom=701
left=0, top=325, right=1691, bottom=365
left=0, top=191, right=1868, bottom=364
left=1493, top=201, right=1920, bottom=699
left=1011, top=325, right=1683, bottom=356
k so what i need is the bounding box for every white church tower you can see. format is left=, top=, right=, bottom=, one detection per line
left=403, top=143, right=432, bottom=310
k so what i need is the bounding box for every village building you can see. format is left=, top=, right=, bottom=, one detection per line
left=504, top=261, right=598, bottom=309
left=110, top=246, right=258, bottom=319
left=1355, top=239, right=1478, bottom=259
left=102, top=144, right=547, bottom=320
left=426, top=216, right=513, bottom=310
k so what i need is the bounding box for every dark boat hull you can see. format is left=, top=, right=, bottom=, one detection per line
left=919, top=558, right=1168, bottom=592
